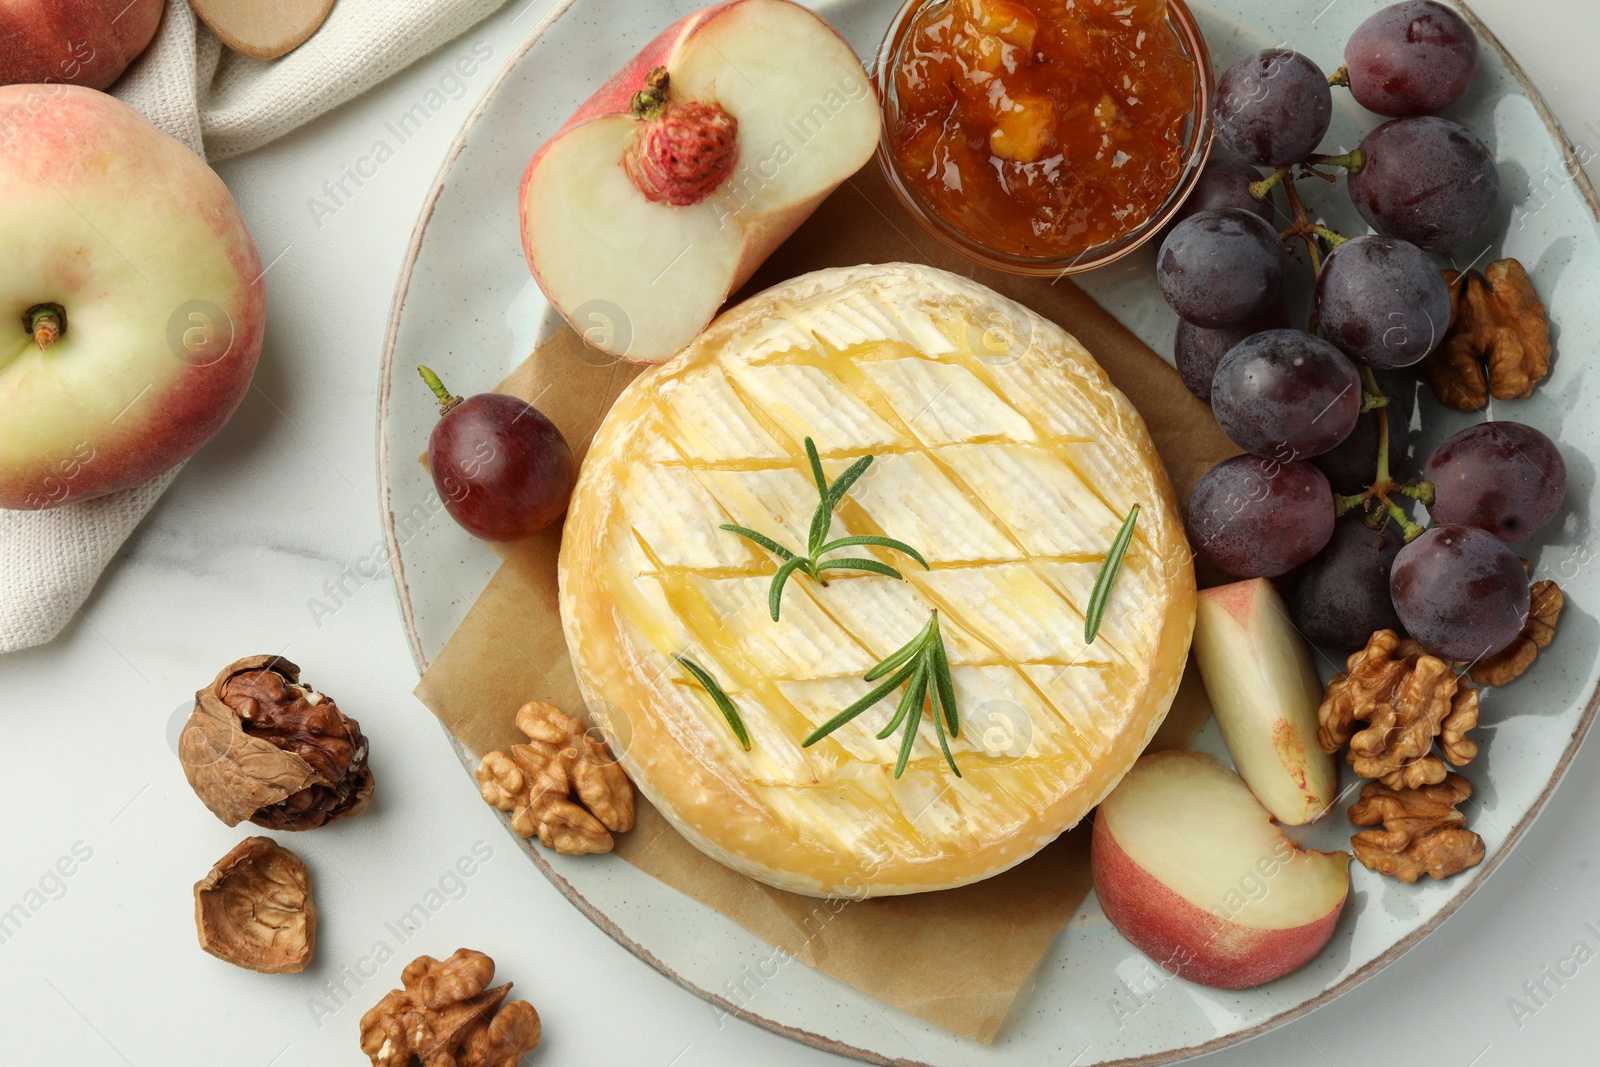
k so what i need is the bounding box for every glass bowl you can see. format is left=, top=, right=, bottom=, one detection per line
left=874, top=0, right=1215, bottom=278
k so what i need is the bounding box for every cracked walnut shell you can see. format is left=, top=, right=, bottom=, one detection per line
left=194, top=837, right=316, bottom=973
left=1348, top=773, right=1485, bottom=882
left=1470, top=579, right=1563, bottom=687
left=360, top=948, right=540, bottom=1067
left=179, top=656, right=375, bottom=831
left=1425, top=259, right=1552, bottom=412
left=1317, top=630, right=1479, bottom=790
left=478, top=701, right=634, bottom=855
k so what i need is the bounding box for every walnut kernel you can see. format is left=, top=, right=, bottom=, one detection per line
left=1348, top=773, right=1486, bottom=882
left=194, top=836, right=316, bottom=973
left=1317, top=630, right=1478, bottom=790
left=1470, top=579, right=1563, bottom=687
left=1425, top=259, right=1552, bottom=411
left=477, top=701, right=634, bottom=855
left=359, top=948, right=540, bottom=1067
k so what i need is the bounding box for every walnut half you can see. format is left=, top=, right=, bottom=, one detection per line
left=1470, top=579, right=1564, bottom=687
left=1348, top=774, right=1485, bottom=882
left=360, top=948, right=540, bottom=1067
left=1425, top=259, right=1552, bottom=411
left=179, top=656, right=375, bottom=831
left=194, top=837, right=316, bottom=973
left=1317, top=630, right=1479, bottom=790
left=477, top=701, right=635, bottom=855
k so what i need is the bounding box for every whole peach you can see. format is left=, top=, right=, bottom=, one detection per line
left=0, top=85, right=265, bottom=509
left=0, top=0, right=164, bottom=90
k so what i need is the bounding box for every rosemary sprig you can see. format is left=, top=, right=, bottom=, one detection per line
left=675, top=655, right=751, bottom=751
left=1084, top=504, right=1140, bottom=644
left=801, top=611, right=961, bottom=778
left=720, top=437, right=929, bottom=621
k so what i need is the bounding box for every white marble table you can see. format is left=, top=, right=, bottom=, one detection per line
left=5, top=2, right=1598, bottom=1063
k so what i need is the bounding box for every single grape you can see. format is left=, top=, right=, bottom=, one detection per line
left=1212, top=50, right=1333, bottom=167
left=1425, top=422, right=1567, bottom=542
left=1347, top=117, right=1499, bottom=252
left=421, top=367, right=576, bottom=542
left=1391, top=524, right=1530, bottom=661
left=1157, top=208, right=1286, bottom=328
left=1186, top=456, right=1336, bottom=578
left=1344, top=1, right=1480, bottom=118
left=1170, top=158, right=1277, bottom=230
left=1210, top=330, right=1361, bottom=460
left=1316, top=235, right=1452, bottom=368
left=1292, top=515, right=1407, bottom=650
left=1174, top=300, right=1289, bottom=402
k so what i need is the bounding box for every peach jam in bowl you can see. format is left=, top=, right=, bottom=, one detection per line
left=877, top=0, right=1213, bottom=276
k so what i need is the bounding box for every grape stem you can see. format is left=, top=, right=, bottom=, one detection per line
left=1256, top=138, right=1427, bottom=542
left=1367, top=371, right=1391, bottom=477
left=1252, top=152, right=1364, bottom=205
left=1398, top=481, right=1436, bottom=506
left=1333, top=367, right=1433, bottom=542
left=418, top=365, right=464, bottom=417
left=1308, top=149, right=1364, bottom=173
left=1276, top=221, right=1349, bottom=255
left=1328, top=65, right=1350, bottom=88
left=1282, top=178, right=1326, bottom=280
left=1250, top=166, right=1291, bottom=201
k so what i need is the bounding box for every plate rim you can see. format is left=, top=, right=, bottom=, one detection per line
left=375, top=2, right=1600, bottom=1063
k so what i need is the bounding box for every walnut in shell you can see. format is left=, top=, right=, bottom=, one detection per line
left=1317, top=630, right=1478, bottom=790
left=1348, top=773, right=1485, bottom=882
left=179, top=656, right=374, bottom=831
left=194, top=836, right=316, bottom=973
left=477, top=701, right=634, bottom=855
left=360, top=948, right=541, bottom=1067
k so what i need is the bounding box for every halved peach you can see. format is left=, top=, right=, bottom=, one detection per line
left=518, top=0, right=880, bottom=363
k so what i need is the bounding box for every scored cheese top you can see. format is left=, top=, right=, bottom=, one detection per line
left=559, top=263, right=1194, bottom=897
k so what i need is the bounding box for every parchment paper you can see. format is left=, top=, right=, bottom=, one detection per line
left=413, top=163, right=1239, bottom=1043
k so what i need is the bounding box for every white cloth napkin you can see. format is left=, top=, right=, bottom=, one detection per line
left=0, top=0, right=509, bottom=654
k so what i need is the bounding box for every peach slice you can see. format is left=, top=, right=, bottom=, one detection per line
left=1195, top=578, right=1339, bottom=825
left=1092, top=750, right=1350, bottom=989
left=518, top=0, right=880, bottom=363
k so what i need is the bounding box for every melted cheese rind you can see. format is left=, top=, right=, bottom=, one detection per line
left=559, top=264, right=1194, bottom=896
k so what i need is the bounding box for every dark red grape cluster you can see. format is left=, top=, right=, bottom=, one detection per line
left=1168, top=1, right=1567, bottom=666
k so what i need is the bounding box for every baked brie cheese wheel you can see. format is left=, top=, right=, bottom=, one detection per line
left=559, top=263, right=1194, bottom=897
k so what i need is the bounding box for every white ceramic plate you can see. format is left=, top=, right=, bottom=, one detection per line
left=378, top=2, right=1600, bottom=1063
